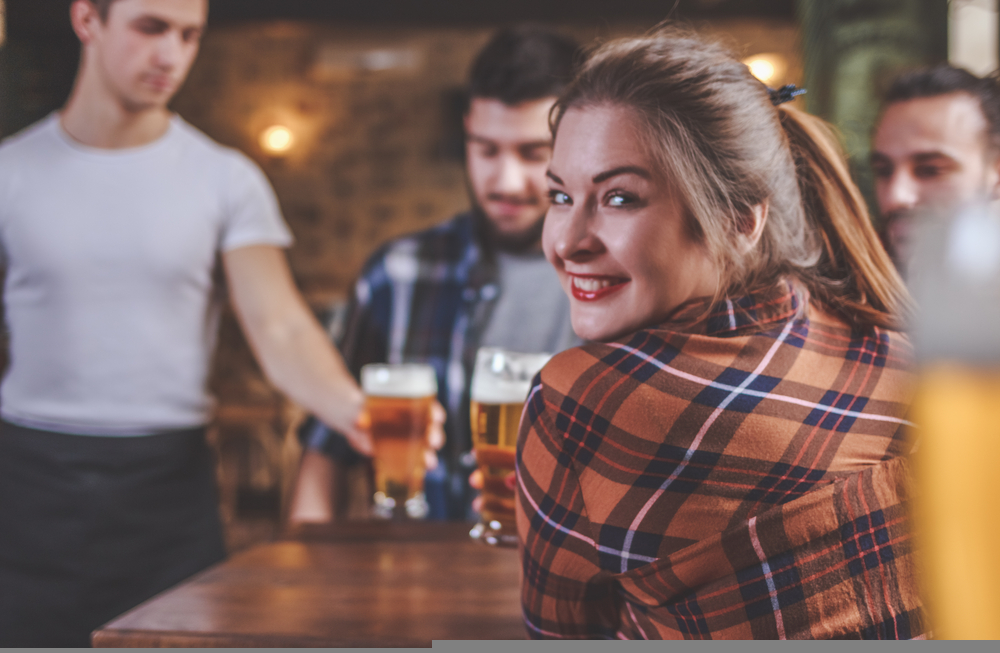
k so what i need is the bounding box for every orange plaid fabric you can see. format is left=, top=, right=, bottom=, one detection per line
left=516, top=282, right=924, bottom=639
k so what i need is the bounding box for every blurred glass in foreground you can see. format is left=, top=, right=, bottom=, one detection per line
left=908, top=201, right=1000, bottom=639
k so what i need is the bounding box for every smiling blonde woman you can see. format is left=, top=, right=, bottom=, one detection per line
left=516, top=28, right=923, bottom=640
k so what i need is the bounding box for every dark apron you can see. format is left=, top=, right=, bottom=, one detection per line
left=0, top=420, right=226, bottom=647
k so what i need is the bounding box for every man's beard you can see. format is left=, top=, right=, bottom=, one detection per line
left=473, top=206, right=546, bottom=254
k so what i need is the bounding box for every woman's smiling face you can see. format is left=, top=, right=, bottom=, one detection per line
left=542, top=104, right=721, bottom=342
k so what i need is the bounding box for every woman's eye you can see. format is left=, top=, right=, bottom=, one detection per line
left=606, top=192, right=635, bottom=207
left=548, top=190, right=571, bottom=205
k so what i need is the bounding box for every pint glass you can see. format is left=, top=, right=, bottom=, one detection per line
left=469, top=348, right=551, bottom=546
left=908, top=203, right=1000, bottom=637
left=361, top=363, right=437, bottom=519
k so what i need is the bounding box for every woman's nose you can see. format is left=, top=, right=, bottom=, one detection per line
left=552, top=203, right=604, bottom=261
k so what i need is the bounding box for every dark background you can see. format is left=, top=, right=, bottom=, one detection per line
left=7, top=0, right=796, bottom=35
left=0, top=0, right=798, bottom=152
left=0, top=0, right=796, bottom=141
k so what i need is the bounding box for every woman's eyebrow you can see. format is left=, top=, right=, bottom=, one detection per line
left=592, top=165, right=651, bottom=184
left=546, top=170, right=565, bottom=184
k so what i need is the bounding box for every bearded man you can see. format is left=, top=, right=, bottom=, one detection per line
left=871, top=64, right=1000, bottom=272
left=290, top=26, right=581, bottom=523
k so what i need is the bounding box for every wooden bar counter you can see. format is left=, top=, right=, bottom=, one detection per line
left=92, top=521, right=525, bottom=647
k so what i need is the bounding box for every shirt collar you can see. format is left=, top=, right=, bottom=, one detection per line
left=660, top=280, right=802, bottom=337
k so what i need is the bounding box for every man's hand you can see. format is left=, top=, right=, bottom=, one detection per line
left=425, top=401, right=447, bottom=469
left=287, top=400, right=446, bottom=525
left=286, top=449, right=338, bottom=524
left=469, top=465, right=516, bottom=513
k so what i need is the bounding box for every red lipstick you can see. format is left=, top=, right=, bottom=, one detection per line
left=568, top=274, right=629, bottom=301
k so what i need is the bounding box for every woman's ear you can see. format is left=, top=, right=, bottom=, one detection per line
left=738, top=202, right=769, bottom=247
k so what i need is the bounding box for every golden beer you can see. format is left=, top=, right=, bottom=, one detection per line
left=469, top=348, right=551, bottom=545
left=905, top=202, right=1000, bottom=637
left=911, top=365, right=1000, bottom=639
left=470, top=400, right=522, bottom=538
left=361, top=364, right=437, bottom=519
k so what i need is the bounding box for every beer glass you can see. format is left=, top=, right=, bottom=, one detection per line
left=361, top=363, right=437, bottom=519
left=908, top=203, right=1000, bottom=637
left=469, top=348, right=551, bottom=546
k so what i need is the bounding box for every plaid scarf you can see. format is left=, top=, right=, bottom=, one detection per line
left=516, top=282, right=924, bottom=639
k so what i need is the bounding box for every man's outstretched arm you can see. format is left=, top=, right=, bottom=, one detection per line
left=222, top=244, right=371, bottom=457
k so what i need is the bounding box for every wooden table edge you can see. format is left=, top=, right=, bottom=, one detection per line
left=282, top=520, right=478, bottom=543
left=92, top=627, right=433, bottom=648
left=93, top=521, right=515, bottom=648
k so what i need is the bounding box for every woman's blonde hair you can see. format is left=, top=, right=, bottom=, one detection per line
left=551, top=28, right=912, bottom=331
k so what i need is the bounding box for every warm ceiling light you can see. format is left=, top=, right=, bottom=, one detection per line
left=260, top=125, right=294, bottom=155
left=743, top=53, right=788, bottom=86
left=746, top=58, right=776, bottom=83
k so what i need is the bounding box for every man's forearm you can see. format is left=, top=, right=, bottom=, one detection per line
left=223, top=245, right=370, bottom=455
left=287, top=449, right=336, bottom=523
left=252, top=308, right=368, bottom=454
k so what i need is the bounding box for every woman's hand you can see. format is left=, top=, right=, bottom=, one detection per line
left=469, top=466, right=516, bottom=513
left=425, top=401, right=447, bottom=469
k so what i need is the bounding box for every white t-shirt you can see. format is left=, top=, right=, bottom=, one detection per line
left=0, top=114, right=293, bottom=435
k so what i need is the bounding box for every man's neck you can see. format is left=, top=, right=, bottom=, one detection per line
left=472, top=208, right=545, bottom=256
left=60, top=76, right=172, bottom=149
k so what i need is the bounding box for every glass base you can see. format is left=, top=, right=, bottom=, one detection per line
left=373, top=491, right=428, bottom=520
left=469, top=519, right=518, bottom=547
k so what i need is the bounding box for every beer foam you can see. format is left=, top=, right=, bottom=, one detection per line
left=470, top=349, right=551, bottom=404
left=471, top=375, right=532, bottom=404
left=361, top=364, right=438, bottom=397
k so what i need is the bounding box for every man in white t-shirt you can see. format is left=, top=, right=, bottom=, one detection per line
left=0, top=0, right=378, bottom=645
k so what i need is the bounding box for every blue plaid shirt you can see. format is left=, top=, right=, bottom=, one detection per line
left=300, top=212, right=511, bottom=518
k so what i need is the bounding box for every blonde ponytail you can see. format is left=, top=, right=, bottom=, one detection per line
left=778, top=107, right=913, bottom=330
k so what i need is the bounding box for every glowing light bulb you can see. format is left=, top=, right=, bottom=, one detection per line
left=746, top=58, right=777, bottom=84
left=260, top=125, right=294, bottom=155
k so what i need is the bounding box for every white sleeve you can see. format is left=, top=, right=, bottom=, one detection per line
left=219, top=151, right=294, bottom=252
left=0, top=160, right=11, bottom=270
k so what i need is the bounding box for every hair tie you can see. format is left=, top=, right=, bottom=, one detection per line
left=769, top=84, right=807, bottom=106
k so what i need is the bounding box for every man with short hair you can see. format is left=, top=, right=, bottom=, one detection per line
left=0, top=0, right=372, bottom=645
left=289, top=26, right=581, bottom=523
left=871, top=64, right=1000, bottom=271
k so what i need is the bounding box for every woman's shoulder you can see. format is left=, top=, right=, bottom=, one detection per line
left=533, top=328, right=707, bottom=434
left=538, top=321, right=761, bottom=393
left=806, top=302, right=915, bottom=369
left=539, top=330, right=675, bottom=395
left=535, top=307, right=916, bottom=420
